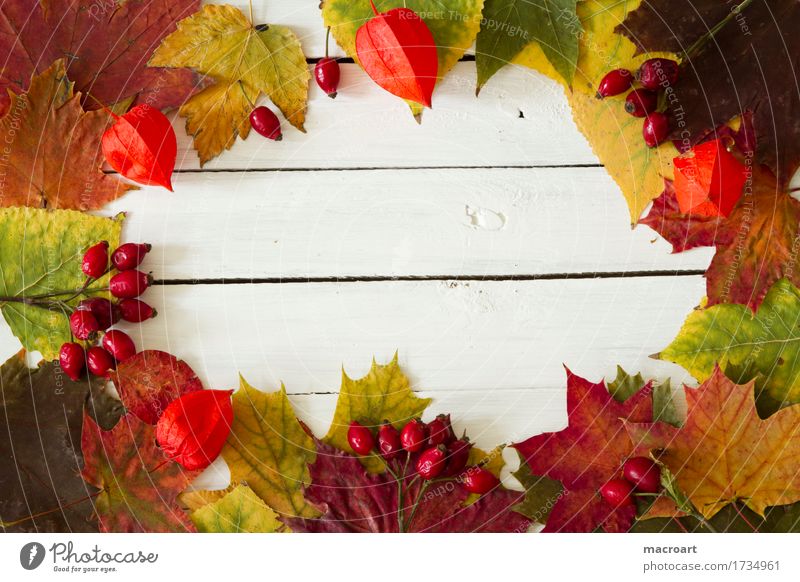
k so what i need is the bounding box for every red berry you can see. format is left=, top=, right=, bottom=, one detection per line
left=118, top=298, right=157, bottom=323
left=86, top=346, right=115, bottom=377
left=111, top=243, right=151, bottom=271
left=102, top=329, right=137, bottom=362
left=77, top=297, right=120, bottom=330
left=596, top=69, right=632, bottom=99
left=315, top=57, right=341, bottom=98
left=599, top=478, right=636, bottom=507
left=400, top=418, right=427, bottom=452
left=249, top=106, right=282, bottom=141
left=416, top=445, right=447, bottom=480
left=59, top=342, right=85, bottom=381
left=623, top=457, right=661, bottom=494
left=109, top=270, right=152, bottom=298
left=81, top=241, right=109, bottom=278
left=69, top=310, right=100, bottom=340
left=377, top=422, right=403, bottom=461
left=638, top=58, right=679, bottom=90
left=624, top=89, right=658, bottom=118
left=462, top=466, right=500, bottom=494
left=442, top=437, right=472, bottom=477
left=427, top=414, right=454, bottom=446
left=643, top=112, right=670, bottom=148
left=347, top=421, right=375, bottom=455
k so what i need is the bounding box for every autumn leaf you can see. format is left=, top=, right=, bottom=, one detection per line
left=607, top=365, right=681, bottom=427
left=513, top=368, right=654, bottom=532
left=286, top=441, right=531, bottom=533
left=476, top=0, right=579, bottom=90
left=0, top=60, right=134, bottom=210
left=659, top=278, right=800, bottom=415
left=322, top=0, right=484, bottom=119
left=221, top=378, right=317, bottom=519
left=324, top=354, right=431, bottom=472
left=0, top=0, right=202, bottom=115
left=149, top=4, right=309, bottom=164
left=632, top=501, right=800, bottom=533
left=190, top=484, right=285, bottom=533
left=511, top=450, right=564, bottom=525
left=80, top=412, right=196, bottom=532
left=618, top=0, right=800, bottom=186
left=0, top=352, right=123, bottom=532
left=0, top=207, right=123, bottom=360
left=626, top=368, right=800, bottom=519
left=112, top=350, right=203, bottom=424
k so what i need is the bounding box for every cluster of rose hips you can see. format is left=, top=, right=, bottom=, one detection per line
left=596, top=58, right=680, bottom=148
left=58, top=241, right=156, bottom=381
left=347, top=415, right=501, bottom=494
left=599, top=456, right=661, bottom=508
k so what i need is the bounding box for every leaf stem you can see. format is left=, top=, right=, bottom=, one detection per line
left=0, top=490, right=103, bottom=528
left=682, top=0, right=755, bottom=60
left=248, top=0, right=254, bottom=24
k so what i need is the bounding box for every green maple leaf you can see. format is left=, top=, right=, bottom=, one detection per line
left=0, top=208, right=123, bottom=360
left=476, top=0, right=580, bottom=91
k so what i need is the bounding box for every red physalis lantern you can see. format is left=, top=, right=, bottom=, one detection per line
left=672, top=139, right=749, bottom=218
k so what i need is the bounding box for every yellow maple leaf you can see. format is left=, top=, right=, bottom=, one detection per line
left=190, top=484, right=286, bottom=533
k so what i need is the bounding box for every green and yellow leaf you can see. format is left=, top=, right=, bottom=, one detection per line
left=190, top=485, right=286, bottom=533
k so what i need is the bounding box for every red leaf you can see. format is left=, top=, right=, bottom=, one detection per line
left=80, top=412, right=196, bottom=532
left=355, top=3, right=438, bottom=107
left=102, top=104, right=177, bottom=191
left=112, top=350, right=202, bottom=424
left=286, top=441, right=530, bottom=533
left=513, top=369, right=653, bottom=532
left=156, top=389, right=233, bottom=471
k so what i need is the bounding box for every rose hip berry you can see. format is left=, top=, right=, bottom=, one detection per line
left=59, top=342, right=85, bottom=381
left=638, top=58, right=679, bottom=90
left=347, top=421, right=375, bottom=455
left=102, top=329, right=137, bottom=362
left=82, top=241, right=109, bottom=278
left=442, top=437, right=472, bottom=477
left=118, top=298, right=157, bottom=323
left=315, top=57, right=340, bottom=98
left=78, top=297, right=120, bottom=330
left=643, top=112, right=670, bottom=148
left=111, top=242, right=151, bottom=271
left=416, top=445, right=448, bottom=480
left=623, top=457, right=661, bottom=494
left=462, top=466, right=500, bottom=494
left=86, top=346, right=115, bottom=377
left=109, top=270, right=152, bottom=298
left=400, top=418, right=427, bottom=452
left=69, top=309, right=100, bottom=340
left=624, top=89, right=659, bottom=118
left=249, top=106, right=282, bottom=141
left=596, top=69, right=632, bottom=99
left=377, top=422, right=403, bottom=461
left=599, top=478, right=636, bottom=507
left=427, top=414, right=454, bottom=446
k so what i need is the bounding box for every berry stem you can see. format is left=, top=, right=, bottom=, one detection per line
left=369, top=0, right=379, bottom=16
left=325, top=27, right=331, bottom=59
left=404, top=479, right=432, bottom=531
left=682, top=0, right=755, bottom=60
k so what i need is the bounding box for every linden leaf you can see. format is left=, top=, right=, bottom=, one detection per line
left=476, top=0, right=579, bottom=90
left=0, top=207, right=123, bottom=360
left=190, top=484, right=285, bottom=533
left=80, top=413, right=196, bottom=532
left=618, top=0, right=800, bottom=186
left=221, top=379, right=317, bottom=519
left=626, top=368, right=800, bottom=519
left=0, top=60, right=134, bottom=210
left=0, top=352, right=123, bottom=532
left=0, top=0, right=202, bottom=115
left=322, top=0, right=484, bottom=119
left=513, top=368, right=654, bottom=532
left=149, top=4, right=309, bottom=165
left=324, top=354, right=431, bottom=472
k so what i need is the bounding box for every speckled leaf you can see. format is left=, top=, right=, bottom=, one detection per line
left=513, top=368, right=654, bottom=532
left=0, top=352, right=123, bottom=532
left=0, top=60, right=134, bottom=210
left=112, top=350, right=203, bottom=424
left=0, top=207, right=123, bottom=360
left=221, top=379, right=317, bottom=519
left=190, top=484, right=285, bottom=533
left=324, top=354, right=431, bottom=472
left=80, top=413, right=196, bottom=532
left=626, top=369, right=800, bottom=519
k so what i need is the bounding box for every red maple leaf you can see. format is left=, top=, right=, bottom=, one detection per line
left=513, top=369, right=653, bottom=532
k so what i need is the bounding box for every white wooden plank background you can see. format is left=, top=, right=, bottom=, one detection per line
left=1, top=1, right=715, bottom=487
